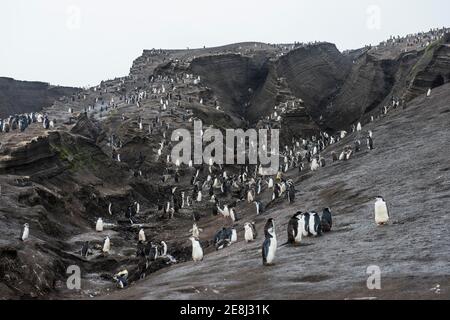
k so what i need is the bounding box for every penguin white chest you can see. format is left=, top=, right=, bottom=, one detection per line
left=295, top=220, right=304, bottom=242
left=103, top=238, right=110, bottom=253
left=244, top=227, right=254, bottom=242
left=96, top=219, right=104, bottom=232
left=138, top=230, right=146, bottom=242
left=266, top=238, right=277, bottom=264
left=192, top=242, right=203, bottom=262
left=22, top=227, right=29, bottom=241
left=309, top=214, right=318, bottom=236
left=230, top=230, right=237, bottom=243
left=375, top=201, right=389, bottom=225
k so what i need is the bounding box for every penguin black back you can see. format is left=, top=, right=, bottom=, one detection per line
left=321, top=208, right=333, bottom=232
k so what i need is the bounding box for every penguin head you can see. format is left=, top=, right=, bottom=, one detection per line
left=294, top=211, right=303, bottom=218
left=376, top=196, right=384, bottom=201
left=24, top=223, right=29, bottom=228
left=266, top=218, right=274, bottom=229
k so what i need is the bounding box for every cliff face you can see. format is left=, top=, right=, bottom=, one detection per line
left=190, top=53, right=269, bottom=119
left=0, top=77, right=79, bottom=118
left=276, top=43, right=353, bottom=121
left=404, top=34, right=450, bottom=100
left=127, top=36, right=449, bottom=135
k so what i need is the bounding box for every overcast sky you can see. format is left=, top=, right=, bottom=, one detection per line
left=0, top=0, right=448, bottom=87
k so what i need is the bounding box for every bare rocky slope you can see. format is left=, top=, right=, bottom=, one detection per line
left=106, top=83, right=450, bottom=300
left=0, top=29, right=449, bottom=300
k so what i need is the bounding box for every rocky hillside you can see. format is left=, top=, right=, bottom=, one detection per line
left=0, top=77, right=80, bottom=118
left=0, top=28, right=449, bottom=300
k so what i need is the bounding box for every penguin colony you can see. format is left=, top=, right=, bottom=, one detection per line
left=11, top=29, right=446, bottom=293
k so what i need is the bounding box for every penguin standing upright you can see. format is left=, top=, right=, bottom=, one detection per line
left=21, top=223, right=29, bottom=241
left=102, top=236, right=111, bottom=253
left=95, top=218, right=104, bottom=232
left=374, top=197, right=390, bottom=225
left=138, top=229, right=146, bottom=242
left=367, top=136, right=374, bottom=150
left=189, top=236, right=203, bottom=262
left=287, top=212, right=305, bottom=245
left=321, top=208, right=333, bottom=232
left=307, top=212, right=322, bottom=237
left=230, top=227, right=238, bottom=244
left=311, top=158, right=319, bottom=171
left=254, top=201, right=263, bottom=215
left=287, top=185, right=295, bottom=204
left=262, top=218, right=277, bottom=266
left=244, top=222, right=257, bottom=242
left=81, top=241, right=90, bottom=257
left=160, top=241, right=168, bottom=256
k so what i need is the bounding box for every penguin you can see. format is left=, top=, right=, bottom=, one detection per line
left=374, top=196, right=390, bottom=225
left=114, top=276, right=128, bottom=289
left=356, top=122, right=362, bottom=132
left=256, top=179, right=262, bottom=195
left=230, top=227, right=238, bottom=244
left=95, top=218, right=104, bottom=232
left=189, top=236, right=203, bottom=262
left=310, top=158, right=319, bottom=171
left=321, top=208, right=333, bottom=232
left=102, top=236, right=111, bottom=253
left=287, top=185, right=295, bottom=204
left=181, top=192, right=186, bottom=208
left=244, top=222, right=257, bottom=242
left=108, top=202, right=113, bottom=215
left=21, top=223, right=29, bottom=241
left=367, top=136, right=374, bottom=150
left=160, top=241, right=168, bottom=256
left=215, top=239, right=231, bottom=250
left=135, top=202, right=140, bottom=214
left=268, top=178, right=274, bottom=189
left=247, top=189, right=254, bottom=203
left=196, top=190, right=202, bottom=202
left=254, top=200, right=263, bottom=215
left=138, top=228, right=146, bottom=242
left=262, top=218, right=277, bottom=266
left=113, top=270, right=129, bottom=288
left=81, top=241, right=90, bottom=257
left=147, top=242, right=159, bottom=261
left=218, top=204, right=230, bottom=217
left=427, top=88, right=432, bottom=97
left=307, top=212, right=322, bottom=237
left=287, top=212, right=305, bottom=245
left=190, top=223, right=203, bottom=238
left=229, top=208, right=238, bottom=223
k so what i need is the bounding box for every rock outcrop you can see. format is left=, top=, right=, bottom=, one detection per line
left=0, top=77, right=79, bottom=117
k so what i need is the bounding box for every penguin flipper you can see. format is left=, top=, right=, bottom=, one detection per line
left=262, top=238, right=270, bottom=264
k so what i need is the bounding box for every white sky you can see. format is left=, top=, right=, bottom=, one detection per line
left=0, top=0, right=448, bottom=87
